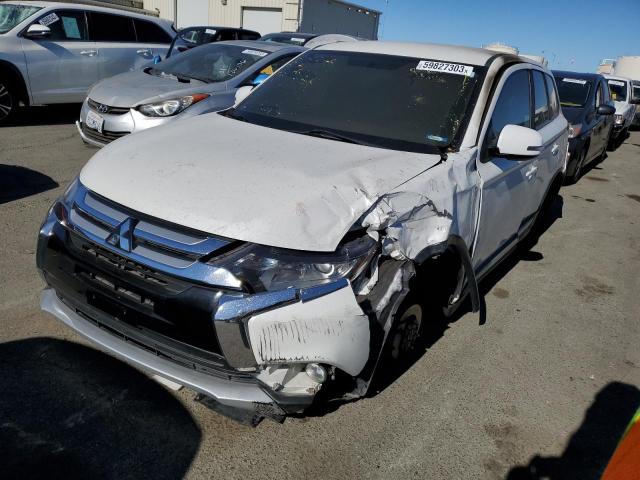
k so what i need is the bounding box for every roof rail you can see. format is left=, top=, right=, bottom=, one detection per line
left=46, top=0, right=161, bottom=17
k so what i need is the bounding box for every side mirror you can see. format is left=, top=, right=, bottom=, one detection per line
left=496, top=124, right=543, bottom=158
left=152, top=55, right=162, bottom=64
left=234, top=85, right=253, bottom=106
left=251, top=73, right=270, bottom=86
left=24, top=24, right=51, bottom=39
left=597, top=104, right=616, bottom=115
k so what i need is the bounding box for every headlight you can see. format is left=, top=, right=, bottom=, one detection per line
left=568, top=124, right=582, bottom=138
left=209, top=235, right=377, bottom=292
left=138, top=94, right=209, bottom=117
left=614, top=114, right=624, bottom=125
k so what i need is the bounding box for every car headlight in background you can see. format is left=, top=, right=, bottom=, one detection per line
left=208, top=235, right=378, bottom=292
left=138, top=94, right=209, bottom=117
left=614, top=114, right=624, bottom=125
left=568, top=124, right=582, bottom=138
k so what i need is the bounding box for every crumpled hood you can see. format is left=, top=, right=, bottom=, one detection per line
left=87, top=69, right=219, bottom=108
left=80, top=113, right=439, bottom=251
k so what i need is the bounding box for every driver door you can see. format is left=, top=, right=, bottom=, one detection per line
left=21, top=9, right=98, bottom=104
left=473, top=67, right=538, bottom=274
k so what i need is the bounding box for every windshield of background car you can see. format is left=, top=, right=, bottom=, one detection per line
left=149, top=44, right=268, bottom=82
left=555, top=77, right=592, bottom=107
left=608, top=80, right=628, bottom=102
left=232, top=50, right=483, bottom=153
left=0, top=4, right=41, bottom=34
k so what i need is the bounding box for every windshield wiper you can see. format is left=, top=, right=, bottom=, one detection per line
left=301, top=129, right=366, bottom=145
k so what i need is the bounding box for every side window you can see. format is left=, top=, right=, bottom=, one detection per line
left=261, top=54, right=297, bottom=74
left=36, top=10, right=87, bottom=41
left=595, top=81, right=603, bottom=107
left=89, top=12, right=135, bottom=42
left=532, top=70, right=550, bottom=129
left=599, top=81, right=609, bottom=104
left=217, top=30, right=237, bottom=41
left=483, top=69, right=531, bottom=155
left=239, top=30, right=260, bottom=40
left=544, top=74, right=559, bottom=119
left=134, top=19, right=171, bottom=43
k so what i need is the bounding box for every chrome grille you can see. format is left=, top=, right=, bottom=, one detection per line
left=67, top=184, right=241, bottom=288
left=81, top=123, right=130, bottom=145
left=88, top=98, right=130, bottom=115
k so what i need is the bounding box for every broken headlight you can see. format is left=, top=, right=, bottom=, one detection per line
left=209, top=235, right=377, bottom=292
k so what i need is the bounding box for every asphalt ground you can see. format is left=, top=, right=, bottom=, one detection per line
left=1, top=105, right=639, bottom=480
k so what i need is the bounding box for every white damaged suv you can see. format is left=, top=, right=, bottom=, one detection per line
left=37, top=41, right=567, bottom=424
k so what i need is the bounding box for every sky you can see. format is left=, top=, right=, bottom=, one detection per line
left=352, top=0, right=640, bottom=72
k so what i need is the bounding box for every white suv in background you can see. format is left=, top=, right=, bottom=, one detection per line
left=604, top=74, right=640, bottom=141
left=0, top=1, right=174, bottom=124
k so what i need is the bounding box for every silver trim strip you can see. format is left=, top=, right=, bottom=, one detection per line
left=40, top=289, right=274, bottom=409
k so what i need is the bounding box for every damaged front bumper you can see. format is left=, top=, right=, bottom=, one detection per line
left=36, top=189, right=384, bottom=422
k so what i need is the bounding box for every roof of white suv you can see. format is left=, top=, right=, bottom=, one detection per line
left=8, top=1, right=168, bottom=21
left=317, top=41, right=506, bottom=66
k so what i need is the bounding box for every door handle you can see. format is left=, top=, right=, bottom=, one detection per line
left=551, top=144, right=560, bottom=156
left=80, top=49, right=97, bottom=57
left=136, top=49, right=152, bottom=56
left=525, top=165, right=538, bottom=180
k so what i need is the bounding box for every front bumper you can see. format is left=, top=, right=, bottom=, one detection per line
left=36, top=183, right=372, bottom=418
left=41, top=288, right=276, bottom=411
left=77, top=99, right=172, bottom=147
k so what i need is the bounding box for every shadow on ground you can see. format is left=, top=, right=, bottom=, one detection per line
left=0, top=164, right=58, bottom=204
left=506, top=382, right=640, bottom=480
left=2, top=104, right=81, bottom=127
left=0, top=337, right=201, bottom=480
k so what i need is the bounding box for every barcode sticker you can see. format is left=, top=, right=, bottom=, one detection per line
left=242, top=49, right=268, bottom=57
left=563, top=78, right=587, bottom=85
left=39, top=12, right=59, bottom=27
left=416, top=60, right=475, bottom=77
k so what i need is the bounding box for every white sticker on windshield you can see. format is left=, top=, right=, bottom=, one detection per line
left=242, top=49, right=268, bottom=57
left=205, top=28, right=217, bottom=35
left=290, top=37, right=305, bottom=43
left=609, top=80, right=625, bottom=87
left=39, top=12, right=59, bottom=27
left=562, top=78, right=587, bottom=85
left=416, top=60, right=475, bottom=77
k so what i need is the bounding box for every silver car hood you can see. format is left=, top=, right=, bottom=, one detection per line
left=79, top=114, right=439, bottom=252
left=87, top=69, right=223, bottom=108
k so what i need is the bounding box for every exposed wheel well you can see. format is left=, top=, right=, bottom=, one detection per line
left=0, top=61, right=29, bottom=106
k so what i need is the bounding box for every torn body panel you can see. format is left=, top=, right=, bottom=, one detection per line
left=360, top=149, right=481, bottom=263
left=247, top=284, right=370, bottom=376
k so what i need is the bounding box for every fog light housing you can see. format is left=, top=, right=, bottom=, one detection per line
left=305, top=363, right=327, bottom=383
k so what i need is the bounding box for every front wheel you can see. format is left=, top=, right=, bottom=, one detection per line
left=565, top=148, right=587, bottom=185
left=0, top=81, right=16, bottom=125
left=388, top=302, right=423, bottom=361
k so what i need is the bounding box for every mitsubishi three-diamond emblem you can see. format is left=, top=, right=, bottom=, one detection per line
left=106, top=217, right=136, bottom=252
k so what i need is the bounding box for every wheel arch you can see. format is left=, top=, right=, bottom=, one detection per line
left=0, top=60, right=29, bottom=106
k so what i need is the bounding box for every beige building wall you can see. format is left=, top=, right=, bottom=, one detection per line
left=142, top=0, right=175, bottom=21
left=143, top=0, right=301, bottom=31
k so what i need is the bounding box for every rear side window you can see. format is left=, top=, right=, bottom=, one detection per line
left=532, top=70, right=550, bottom=129
left=484, top=69, right=531, bottom=151
left=37, top=10, right=88, bottom=41
left=217, top=30, right=236, bottom=41
left=544, top=74, right=559, bottom=119
left=134, top=19, right=171, bottom=43
left=89, top=12, right=135, bottom=42
left=239, top=30, right=260, bottom=40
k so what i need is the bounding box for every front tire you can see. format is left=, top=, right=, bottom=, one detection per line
left=388, top=302, right=423, bottom=361
left=565, top=148, right=587, bottom=185
left=0, top=80, right=16, bottom=125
